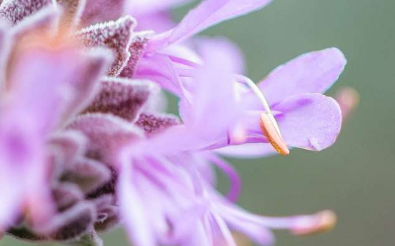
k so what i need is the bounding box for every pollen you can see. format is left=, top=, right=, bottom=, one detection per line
left=259, top=113, right=290, bottom=156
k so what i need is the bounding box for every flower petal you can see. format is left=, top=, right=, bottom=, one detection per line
left=67, top=113, right=143, bottom=164
left=216, top=143, right=276, bottom=159
left=118, top=163, right=156, bottom=246
left=179, top=39, right=240, bottom=146
left=62, top=48, right=112, bottom=121
left=11, top=4, right=60, bottom=39
left=62, top=158, right=112, bottom=194
left=8, top=202, right=96, bottom=242
left=93, top=195, right=119, bottom=231
left=125, top=0, right=193, bottom=16
left=258, top=48, right=347, bottom=106
left=195, top=37, right=245, bottom=73
left=0, top=22, right=10, bottom=82
left=56, top=0, right=86, bottom=28
left=83, top=77, right=156, bottom=122
left=217, top=204, right=275, bottom=246
left=274, top=93, right=342, bottom=151
left=147, top=0, right=273, bottom=52
left=0, top=0, right=54, bottom=25
left=75, top=16, right=136, bottom=76
left=134, top=11, right=176, bottom=33
left=181, top=220, right=212, bottom=246
left=52, top=183, right=84, bottom=212
left=37, top=202, right=96, bottom=241
left=49, top=130, right=87, bottom=175
left=9, top=39, right=103, bottom=133
left=135, top=53, right=182, bottom=95
left=120, top=31, right=151, bottom=78
left=0, top=174, right=23, bottom=230
left=231, top=94, right=342, bottom=152
left=136, top=112, right=180, bottom=136
left=80, top=0, right=126, bottom=26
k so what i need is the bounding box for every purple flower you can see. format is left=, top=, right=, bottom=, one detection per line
left=117, top=37, right=341, bottom=245
left=217, top=47, right=347, bottom=157
left=0, top=0, right=351, bottom=246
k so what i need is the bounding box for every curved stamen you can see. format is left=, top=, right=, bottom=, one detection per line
left=208, top=154, right=241, bottom=203
left=291, top=210, right=337, bottom=236
left=236, top=75, right=289, bottom=155
left=259, top=113, right=290, bottom=155
left=219, top=204, right=337, bottom=236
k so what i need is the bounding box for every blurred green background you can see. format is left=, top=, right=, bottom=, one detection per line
left=2, top=0, right=394, bottom=245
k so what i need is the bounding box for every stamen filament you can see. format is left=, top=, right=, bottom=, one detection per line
left=259, top=113, right=290, bottom=155
left=292, top=210, right=337, bottom=236
left=236, top=75, right=289, bottom=155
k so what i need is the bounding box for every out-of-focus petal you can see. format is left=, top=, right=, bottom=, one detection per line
left=0, top=36, right=107, bottom=229
left=258, top=48, right=347, bottom=106
left=80, top=0, right=126, bottom=26
left=93, top=195, right=119, bottom=231
left=210, top=213, right=237, bottom=246
left=56, top=0, right=86, bottom=28
left=9, top=48, right=73, bottom=132
left=118, top=163, right=155, bottom=246
left=11, top=5, right=60, bottom=39
left=162, top=44, right=202, bottom=67
left=52, top=183, right=84, bottom=211
left=181, top=221, right=212, bottom=246
left=62, top=157, right=112, bottom=194
left=0, top=22, right=10, bottom=84
left=216, top=204, right=274, bottom=246
left=67, top=113, right=143, bottom=164
left=180, top=39, right=239, bottom=142
left=32, top=202, right=96, bottom=241
left=216, top=143, right=276, bottom=159
left=135, top=53, right=182, bottom=95
left=134, top=11, right=176, bottom=32
left=62, top=48, right=112, bottom=121
left=125, top=0, right=193, bottom=16
left=49, top=130, right=88, bottom=175
left=136, top=112, right=180, bottom=136
left=0, top=172, right=23, bottom=229
left=0, top=0, right=54, bottom=25
left=83, top=77, right=157, bottom=122
left=147, top=0, right=273, bottom=52
left=196, top=37, right=245, bottom=74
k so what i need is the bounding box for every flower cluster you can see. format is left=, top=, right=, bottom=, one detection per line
left=0, top=0, right=350, bottom=246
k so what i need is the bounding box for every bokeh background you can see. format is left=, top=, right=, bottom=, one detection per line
left=2, top=0, right=395, bottom=245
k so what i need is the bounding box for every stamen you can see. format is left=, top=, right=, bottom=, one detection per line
left=236, top=75, right=289, bottom=155
left=208, top=154, right=242, bottom=203
left=292, top=210, right=337, bottom=236
left=335, top=87, right=359, bottom=121
left=259, top=113, right=290, bottom=155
